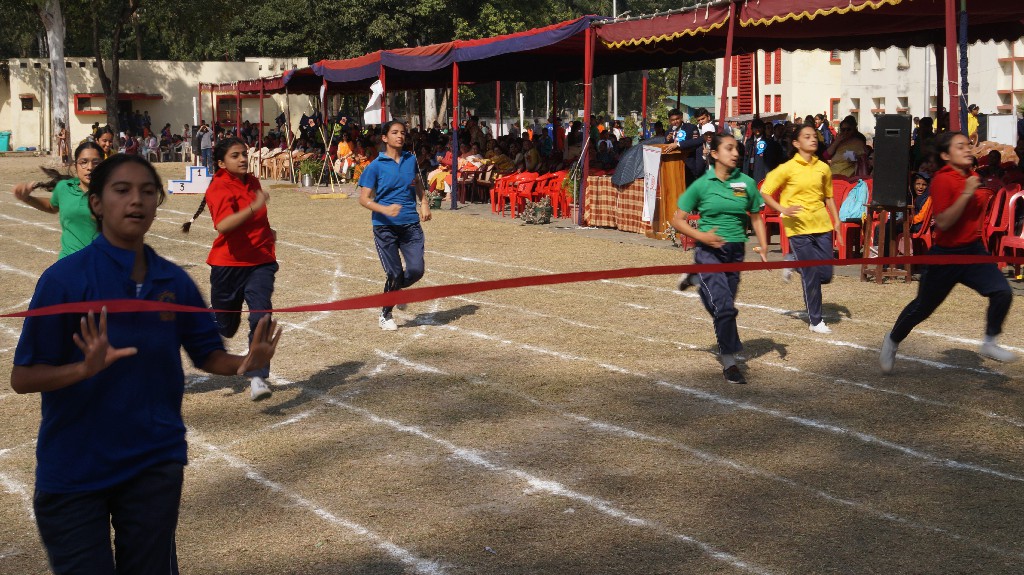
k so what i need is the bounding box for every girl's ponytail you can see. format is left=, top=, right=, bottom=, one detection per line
left=181, top=196, right=207, bottom=233
left=32, top=167, right=73, bottom=192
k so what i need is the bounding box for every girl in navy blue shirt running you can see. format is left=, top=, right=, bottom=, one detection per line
left=12, top=155, right=282, bottom=574
left=357, top=120, right=431, bottom=331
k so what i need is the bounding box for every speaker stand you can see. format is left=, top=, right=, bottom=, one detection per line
left=860, top=206, right=913, bottom=284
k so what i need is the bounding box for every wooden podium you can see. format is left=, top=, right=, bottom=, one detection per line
left=644, top=144, right=689, bottom=239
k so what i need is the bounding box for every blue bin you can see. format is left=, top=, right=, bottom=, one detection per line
left=0, top=131, right=10, bottom=152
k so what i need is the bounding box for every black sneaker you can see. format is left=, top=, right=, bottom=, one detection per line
left=677, top=273, right=695, bottom=291
left=723, top=365, right=746, bottom=384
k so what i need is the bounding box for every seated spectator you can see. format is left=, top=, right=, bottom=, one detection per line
left=122, top=131, right=139, bottom=155
left=825, top=115, right=868, bottom=177
left=523, top=139, right=541, bottom=172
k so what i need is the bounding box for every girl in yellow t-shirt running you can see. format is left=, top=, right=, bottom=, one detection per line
left=759, top=124, right=843, bottom=334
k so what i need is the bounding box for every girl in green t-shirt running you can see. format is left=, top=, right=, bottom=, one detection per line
left=12, top=142, right=103, bottom=258
left=671, top=133, right=769, bottom=385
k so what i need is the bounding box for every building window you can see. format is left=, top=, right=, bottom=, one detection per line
left=829, top=49, right=841, bottom=63
left=850, top=97, right=861, bottom=113
left=829, top=98, right=841, bottom=122
left=929, top=96, right=937, bottom=112
left=764, top=95, right=771, bottom=112
left=731, top=96, right=738, bottom=116
left=774, top=95, right=781, bottom=113
left=764, top=52, right=772, bottom=85
left=21, top=97, right=34, bottom=110
left=871, top=48, right=885, bottom=70
left=731, top=56, right=739, bottom=87
left=853, top=50, right=861, bottom=72
left=774, top=50, right=782, bottom=84
left=871, top=97, right=885, bottom=114
left=897, top=97, right=909, bottom=114
left=897, top=47, right=910, bottom=69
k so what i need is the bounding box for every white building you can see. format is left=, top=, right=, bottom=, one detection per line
left=714, top=39, right=1024, bottom=140
left=838, top=39, right=1024, bottom=138
left=715, top=49, right=842, bottom=125
left=0, top=57, right=309, bottom=152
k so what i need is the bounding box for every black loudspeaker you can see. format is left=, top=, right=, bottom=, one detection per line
left=977, top=113, right=988, bottom=142
left=870, top=114, right=912, bottom=207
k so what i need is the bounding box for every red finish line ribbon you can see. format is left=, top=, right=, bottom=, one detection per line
left=3, top=255, right=1021, bottom=318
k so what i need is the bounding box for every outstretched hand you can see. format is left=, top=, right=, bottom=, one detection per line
left=780, top=205, right=804, bottom=217
left=72, top=308, right=138, bottom=378
left=237, top=316, right=282, bottom=375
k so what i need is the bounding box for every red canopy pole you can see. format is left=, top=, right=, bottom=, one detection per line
left=258, top=81, right=265, bottom=145
left=451, top=61, right=460, bottom=210
left=580, top=25, right=594, bottom=226
left=944, top=0, right=961, bottom=132
left=718, top=1, right=737, bottom=133
left=380, top=65, right=387, bottom=124
left=496, top=81, right=502, bottom=137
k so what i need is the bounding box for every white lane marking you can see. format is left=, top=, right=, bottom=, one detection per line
left=195, top=438, right=449, bottom=575
left=0, top=472, right=35, bottom=520
left=432, top=322, right=1024, bottom=484
left=325, top=396, right=775, bottom=575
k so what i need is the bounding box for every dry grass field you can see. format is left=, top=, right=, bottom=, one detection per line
left=0, top=155, right=1022, bottom=574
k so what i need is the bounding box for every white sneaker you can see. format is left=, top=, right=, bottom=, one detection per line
left=379, top=314, right=398, bottom=331
left=781, top=267, right=792, bottom=283
left=880, top=332, right=898, bottom=374
left=979, top=341, right=1019, bottom=363
left=809, top=321, right=832, bottom=334
left=250, top=376, right=272, bottom=401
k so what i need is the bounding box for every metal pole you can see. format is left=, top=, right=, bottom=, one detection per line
left=718, top=1, right=736, bottom=133
left=285, top=86, right=294, bottom=182
left=612, top=0, right=618, bottom=121
left=451, top=62, right=459, bottom=210
left=496, top=81, right=502, bottom=137
left=958, top=0, right=968, bottom=133
left=641, top=71, right=648, bottom=137
left=198, top=84, right=204, bottom=127
left=235, top=83, right=241, bottom=136
left=945, top=0, right=961, bottom=132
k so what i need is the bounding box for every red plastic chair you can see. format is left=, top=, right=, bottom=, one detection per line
left=983, top=185, right=1015, bottom=255
left=998, top=191, right=1024, bottom=277
left=510, top=172, right=542, bottom=217
left=490, top=173, right=516, bottom=213
left=759, top=180, right=789, bottom=255
left=830, top=179, right=863, bottom=259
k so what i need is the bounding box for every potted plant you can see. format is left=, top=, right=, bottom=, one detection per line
left=427, top=189, right=444, bottom=210
left=299, top=158, right=321, bottom=187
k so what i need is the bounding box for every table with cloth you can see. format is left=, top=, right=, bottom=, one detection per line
left=583, top=176, right=651, bottom=234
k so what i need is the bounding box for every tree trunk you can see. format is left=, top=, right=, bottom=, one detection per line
left=437, top=88, right=449, bottom=126
left=39, top=0, right=68, bottom=158
left=424, top=89, right=437, bottom=127
left=92, top=0, right=139, bottom=136
left=133, top=14, right=142, bottom=60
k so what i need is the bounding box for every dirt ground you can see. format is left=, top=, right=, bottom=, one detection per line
left=0, top=155, right=1022, bottom=575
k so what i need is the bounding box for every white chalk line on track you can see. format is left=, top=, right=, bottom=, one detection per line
left=224, top=293, right=1024, bottom=564
left=324, top=253, right=1024, bottom=435
left=192, top=437, right=448, bottom=575
left=0, top=472, right=35, bottom=520
left=427, top=321, right=1024, bottom=484
left=1, top=203, right=1019, bottom=448
left=370, top=347, right=1024, bottom=560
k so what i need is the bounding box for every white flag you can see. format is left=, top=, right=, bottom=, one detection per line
left=641, top=145, right=662, bottom=222
left=363, top=80, right=389, bottom=125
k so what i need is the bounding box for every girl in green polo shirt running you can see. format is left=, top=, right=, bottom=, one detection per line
left=671, top=132, right=769, bottom=385
left=12, top=142, right=103, bottom=259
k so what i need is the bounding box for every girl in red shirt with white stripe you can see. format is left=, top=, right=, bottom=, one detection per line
left=183, top=137, right=279, bottom=399
left=880, top=132, right=1016, bottom=372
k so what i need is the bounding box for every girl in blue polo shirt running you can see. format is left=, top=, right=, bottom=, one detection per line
left=672, top=132, right=769, bottom=384
left=11, top=155, right=282, bottom=575
left=357, top=120, right=431, bottom=331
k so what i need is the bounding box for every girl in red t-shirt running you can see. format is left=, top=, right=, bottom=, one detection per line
left=880, top=132, right=1016, bottom=373
left=182, top=137, right=279, bottom=400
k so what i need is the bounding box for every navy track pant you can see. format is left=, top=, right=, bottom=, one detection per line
left=694, top=242, right=746, bottom=355
left=788, top=232, right=834, bottom=325
left=373, top=222, right=425, bottom=317
left=209, top=261, right=278, bottom=378
left=890, top=241, right=1012, bottom=343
